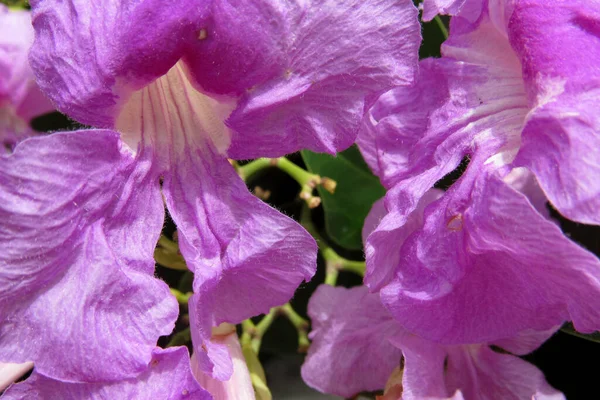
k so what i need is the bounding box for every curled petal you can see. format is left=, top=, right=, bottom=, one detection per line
left=0, top=131, right=177, bottom=382
left=380, top=162, right=600, bottom=344
left=163, top=148, right=316, bottom=379
left=191, top=332, right=255, bottom=400
left=363, top=190, right=442, bottom=291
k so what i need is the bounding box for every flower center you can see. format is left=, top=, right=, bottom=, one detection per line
left=115, top=62, right=236, bottom=167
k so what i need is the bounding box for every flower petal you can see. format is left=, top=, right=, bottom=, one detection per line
left=29, top=0, right=208, bottom=127
left=0, top=130, right=177, bottom=382
left=363, top=189, right=442, bottom=291
left=357, top=60, right=450, bottom=189
left=508, top=1, right=600, bottom=224
left=359, top=8, right=529, bottom=221
left=394, top=335, right=449, bottom=400
left=446, top=345, right=564, bottom=400
left=301, top=285, right=403, bottom=398
left=191, top=333, right=255, bottom=400
left=162, top=147, right=316, bottom=379
left=225, top=0, right=421, bottom=158
left=2, top=347, right=210, bottom=400
left=422, top=0, right=467, bottom=21
left=380, top=162, right=600, bottom=344
left=492, top=328, right=558, bottom=357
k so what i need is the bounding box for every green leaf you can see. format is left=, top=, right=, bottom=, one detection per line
left=561, top=323, right=600, bottom=343
left=301, top=146, right=385, bottom=250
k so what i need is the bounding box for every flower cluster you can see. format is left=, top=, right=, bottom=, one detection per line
left=0, top=0, right=598, bottom=398
left=304, top=0, right=600, bottom=398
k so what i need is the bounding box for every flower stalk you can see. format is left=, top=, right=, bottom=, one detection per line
left=238, top=157, right=337, bottom=209
left=170, top=288, right=192, bottom=305
left=241, top=302, right=310, bottom=354
left=300, top=207, right=366, bottom=286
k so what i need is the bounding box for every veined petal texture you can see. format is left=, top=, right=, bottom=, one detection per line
left=30, top=0, right=421, bottom=157
left=2, top=347, right=210, bottom=400
left=359, top=0, right=600, bottom=345
left=302, top=285, right=563, bottom=400
left=116, top=62, right=317, bottom=379
left=0, top=131, right=177, bottom=382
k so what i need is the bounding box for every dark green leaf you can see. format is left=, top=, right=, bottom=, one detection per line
left=561, top=322, right=600, bottom=344
left=301, top=146, right=385, bottom=250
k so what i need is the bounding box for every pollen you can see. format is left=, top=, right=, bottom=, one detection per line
left=198, top=28, right=208, bottom=40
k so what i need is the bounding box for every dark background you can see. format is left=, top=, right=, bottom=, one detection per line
left=21, top=9, right=600, bottom=400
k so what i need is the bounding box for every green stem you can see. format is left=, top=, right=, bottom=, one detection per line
left=240, top=319, right=256, bottom=348
left=280, top=303, right=310, bottom=353
left=238, top=158, right=274, bottom=180
left=238, top=157, right=324, bottom=208
left=167, top=327, right=191, bottom=347
left=154, top=247, right=188, bottom=271
left=301, top=207, right=366, bottom=286
left=275, top=157, right=321, bottom=187
left=251, top=308, right=278, bottom=353
left=434, top=15, right=449, bottom=39
left=158, top=235, right=179, bottom=253
left=170, top=288, right=192, bottom=305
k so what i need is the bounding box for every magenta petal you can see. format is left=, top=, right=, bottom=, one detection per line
left=357, top=59, right=450, bottom=189
left=507, top=1, right=600, bottom=224
left=29, top=0, right=208, bottom=127
left=225, top=0, right=421, bottom=158
left=514, top=91, right=600, bottom=225
left=446, top=346, right=564, bottom=400
left=162, top=148, right=316, bottom=378
left=422, top=0, right=466, bottom=21
left=492, top=328, right=558, bottom=357
left=2, top=347, right=210, bottom=400
left=363, top=189, right=442, bottom=291
left=301, top=285, right=403, bottom=398
left=395, top=335, right=449, bottom=400
left=380, top=164, right=600, bottom=344
left=0, top=130, right=177, bottom=382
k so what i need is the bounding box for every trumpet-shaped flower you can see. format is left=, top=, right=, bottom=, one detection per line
left=0, top=6, right=52, bottom=150
left=0, top=0, right=421, bottom=387
left=301, top=284, right=564, bottom=400
left=358, top=0, right=600, bottom=345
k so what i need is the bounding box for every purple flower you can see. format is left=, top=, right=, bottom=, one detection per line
left=357, top=0, right=600, bottom=345
left=1, top=0, right=421, bottom=387
left=301, top=284, right=564, bottom=400
left=2, top=347, right=210, bottom=399
left=0, top=131, right=178, bottom=382
left=0, top=6, right=53, bottom=150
